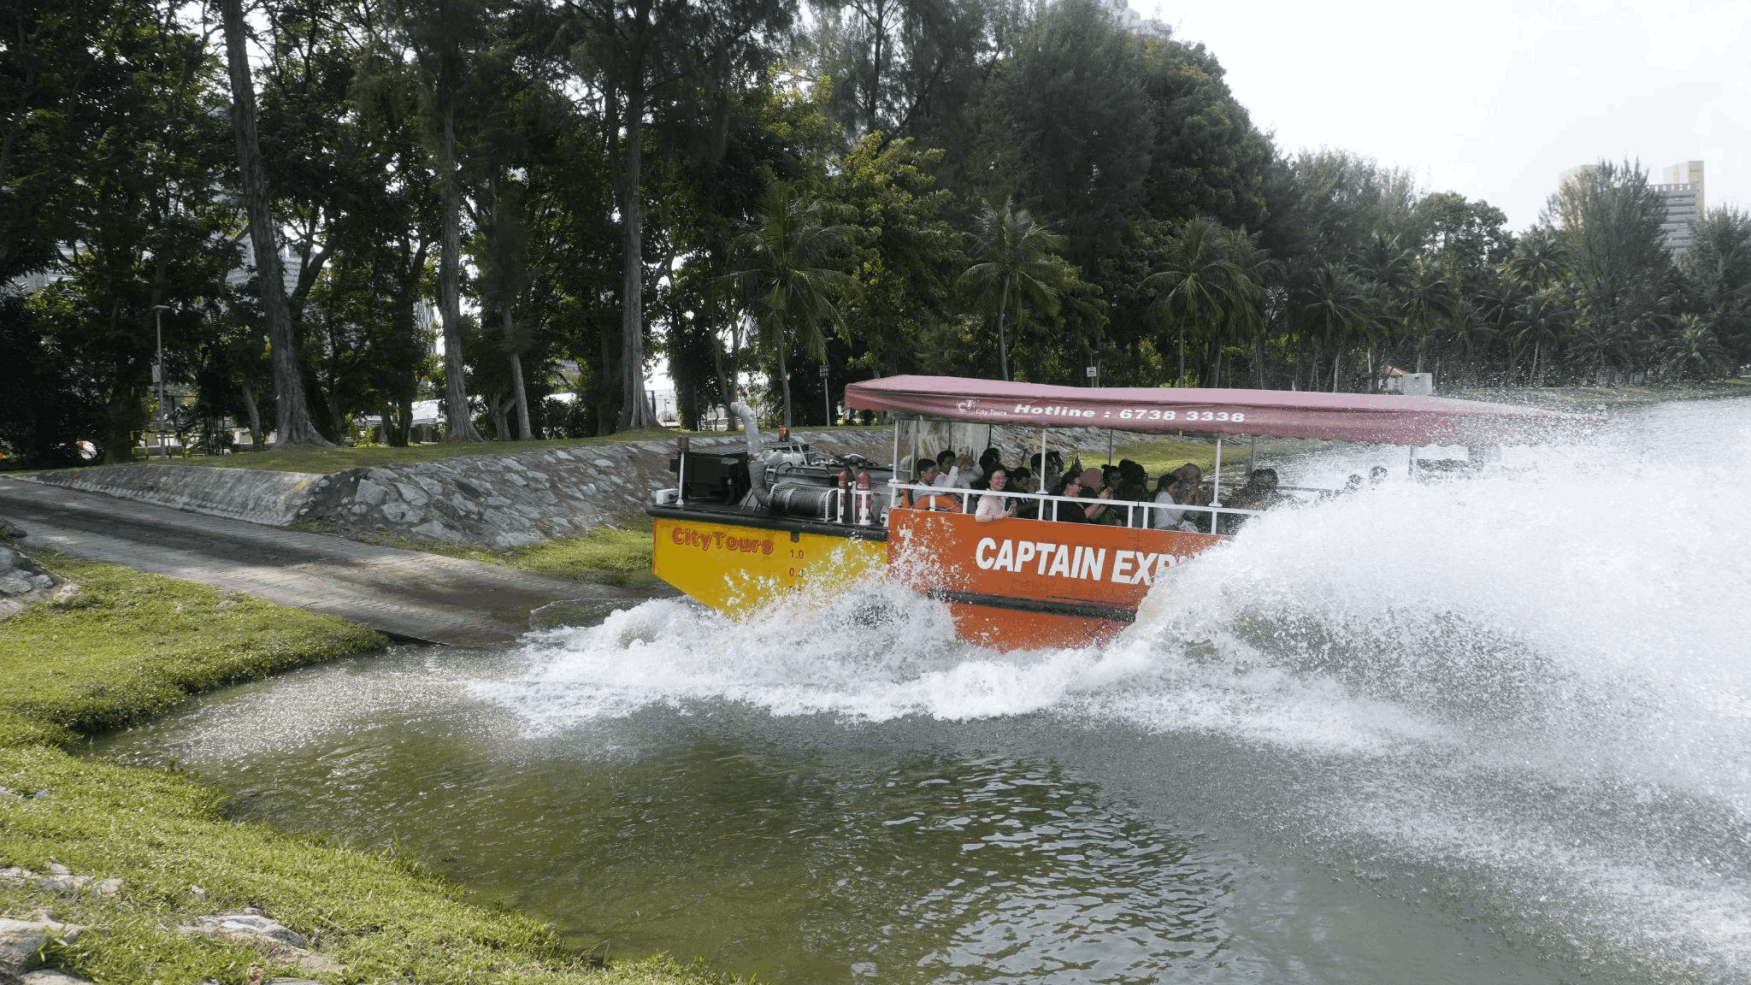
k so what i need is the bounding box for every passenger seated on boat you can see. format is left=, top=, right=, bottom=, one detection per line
left=954, top=452, right=977, bottom=486
left=975, top=469, right=1016, bottom=523
left=1112, top=479, right=1149, bottom=526
left=932, top=451, right=957, bottom=488
left=973, top=447, right=1004, bottom=487
left=1149, top=473, right=1199, bottom=532
left=1074, top=469, right=1115, bottom=524
left=1029, top=450, right=1065, bottom=482
left=903, top=460, right=937, bottom=507
left=1222, top=469, right=1284, bottom=532
left=1172, top=464, right=1210, bottom=504
left=1010, top=468, right=1041, bottom=520
left=905, top=461, right=959, bottom=511
left=1082, top=484, right=1115, bottom=524
left=1166, top=463, right=1212, bottom=530
left=934, top=450, right=975, bottom=489
left=1369, top=465, right=1389, bottom=487
left=1051, top=473, right=1085, bottom=522
left=971, top=449, right=1007, bottom=491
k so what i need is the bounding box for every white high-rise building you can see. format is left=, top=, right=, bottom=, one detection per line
left=1654, top=160, right=1704, bottom=253
left=1558, top=160, right=1706, bottom=253
left=1095, top=0, right=1169, bottom=38
left=1661, top=160, right=1706, bottom=221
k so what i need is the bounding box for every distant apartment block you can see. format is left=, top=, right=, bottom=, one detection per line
left=1661, top=160, right=1706, bottom=220
left=1557, top=160, right=1706, bottom=253
left=1558, top=163, right=1596, bottom=187
left=1652, top=181, right=1699, bottom=252
left=1096, top=0, right=1169, bottom=37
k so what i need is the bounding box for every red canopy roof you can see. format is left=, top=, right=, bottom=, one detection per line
left=844, top=376, right=1603, bottom=445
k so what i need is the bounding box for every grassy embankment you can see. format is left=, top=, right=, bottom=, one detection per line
left=0, top=550, right=739, bottom=985
left=359, top=511, right=663, bottom=588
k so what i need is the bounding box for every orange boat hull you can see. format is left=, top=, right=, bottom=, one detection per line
left=650, top=505, right=1226, bottom=651
left=885, top=508, right=1225, bottom=650
left=944, top=601, right=1128, bottom=651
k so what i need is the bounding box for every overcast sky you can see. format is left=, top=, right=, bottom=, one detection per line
left=1157, top=0, right=1749, bottom=231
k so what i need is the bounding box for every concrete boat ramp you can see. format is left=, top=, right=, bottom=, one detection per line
left=0, top=476, right=660, bottom=647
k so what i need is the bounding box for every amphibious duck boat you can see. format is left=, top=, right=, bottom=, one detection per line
left=648, top=377, right=1599, bottom=650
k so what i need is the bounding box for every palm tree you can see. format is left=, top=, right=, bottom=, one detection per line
left=1359, top=233, right=1415, bottom=297
left=1566, top=315, right=1628, bottom=384
left=722, top=182, right=856, bottom=427
left=1401, top=258, right=1456, bottom=374
left=1143, top=216, right=1266, bottom=385
left=1660, top=313, right=1729, bottom=380
left=1506, top=228, right=1568, bottom=289
left=1482, top=275, right=1532, bottom=380
left=958, top=199, right=1066, bottom=381
left=1224, top=232, right=1283, bottom=387
left=1508, top=288, right=1571, bottom=386
left=1444, top=296, right=1497, bottom=386
left=1299, top=262, right=1369, bottom=391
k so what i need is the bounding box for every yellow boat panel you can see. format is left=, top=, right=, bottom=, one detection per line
left=652, top=515, right=886, bottom=614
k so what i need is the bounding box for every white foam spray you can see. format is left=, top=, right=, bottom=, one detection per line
left=471, top=397, right=1751, bottom=981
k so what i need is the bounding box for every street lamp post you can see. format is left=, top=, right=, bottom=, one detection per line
left=152, top=305, right=171, bottom=460
left=819, top=364, right=831, bottom=427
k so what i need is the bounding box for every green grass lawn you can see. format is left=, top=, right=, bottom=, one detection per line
left=0, top=553, right=385, bottom=748
left=367, top=513, right=660, bottom=587
left=0, top=551, right=744, bottom=985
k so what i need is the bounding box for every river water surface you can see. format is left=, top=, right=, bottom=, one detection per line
left=99, top=398, right=1751, bottom=984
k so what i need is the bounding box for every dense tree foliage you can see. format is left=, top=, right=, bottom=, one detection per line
left=3, top=0, right=1746, bottom=465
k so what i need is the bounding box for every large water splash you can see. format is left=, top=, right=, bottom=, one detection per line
left=471, top=398, right=1751, bottom=982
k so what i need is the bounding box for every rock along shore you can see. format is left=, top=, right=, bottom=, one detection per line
left=2, top=857, right=348, bottom=984
left=32, top=430, right=896, bottom=548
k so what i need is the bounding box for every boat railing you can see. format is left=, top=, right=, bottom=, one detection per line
left=884, top=480, right=1267, bottom=531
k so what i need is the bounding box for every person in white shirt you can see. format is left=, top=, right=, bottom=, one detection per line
left=1149, top=473, right=1198, bottom=532
left=930, top=450, right=956, bottom=487
left=932, top=450, right=977, bottom=490
left=975, top=469, right=1016, bottom=523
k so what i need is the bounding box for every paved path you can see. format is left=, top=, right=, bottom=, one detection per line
left=0, top=476, right=664, bottom=647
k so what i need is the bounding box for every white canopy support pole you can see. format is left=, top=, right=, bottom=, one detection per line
left=1039, top=426, right=1050, bottom=518
left=890, top=418, right=902, bottom=510
left=1107, top=430, right=1114, bottom=464
left=1247, top=434, right=1257, bottom=474
left=1212, top=438, right=1224, bottom=506
left=910, top=418, right=919, bottom=481
left=676, top=437, right=687, bottom=505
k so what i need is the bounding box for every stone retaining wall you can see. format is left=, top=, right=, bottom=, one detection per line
left=29, top=430, right=896, bottom=549
left=34, top=464, right=320, bottom=526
